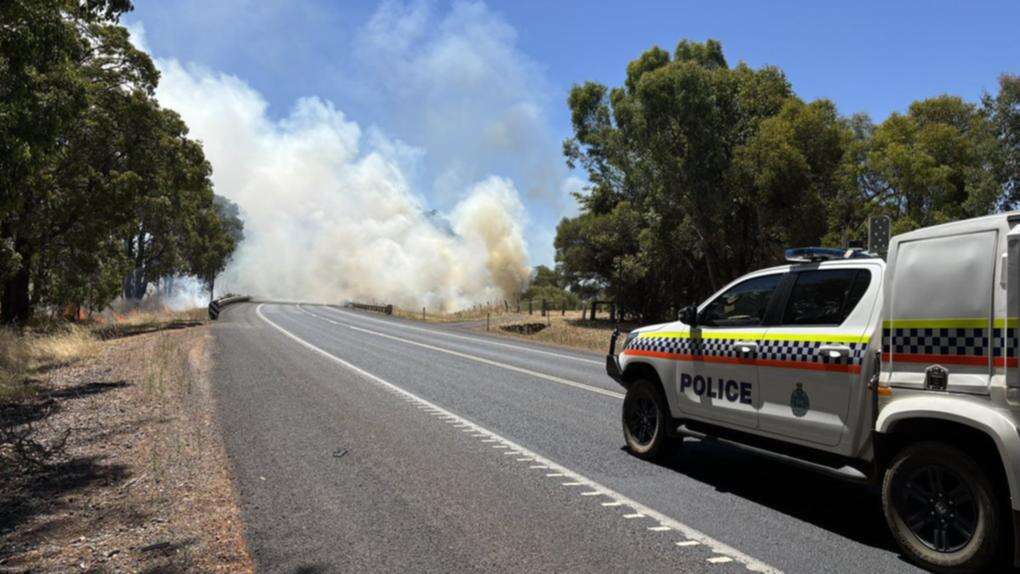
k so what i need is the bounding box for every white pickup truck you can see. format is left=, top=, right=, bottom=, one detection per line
left=607, top=213, right=1020, bottom=573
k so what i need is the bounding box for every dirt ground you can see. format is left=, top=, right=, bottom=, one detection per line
left=0, top=323, right=252, bottom=573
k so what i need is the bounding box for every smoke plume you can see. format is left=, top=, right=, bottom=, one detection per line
left=141, top=36, right=531, bottom=311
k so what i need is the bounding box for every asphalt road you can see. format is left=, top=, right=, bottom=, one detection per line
left=211, top=302, right=926, bottom=574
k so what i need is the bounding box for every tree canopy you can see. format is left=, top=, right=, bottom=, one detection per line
left=0, top=0, right=241, bottom=324
left=558, top=39, right=1017, bottom=321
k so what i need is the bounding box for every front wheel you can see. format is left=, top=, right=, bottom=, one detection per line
left=622, top=379, right=675, bottom=460
left=882, top=442, right=1002, bottom=573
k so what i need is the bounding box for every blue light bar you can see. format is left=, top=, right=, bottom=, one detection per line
left=784, top=247, right=851, bottom=263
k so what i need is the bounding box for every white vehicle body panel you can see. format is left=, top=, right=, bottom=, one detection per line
left=615, top=211, right=1020, bottom=511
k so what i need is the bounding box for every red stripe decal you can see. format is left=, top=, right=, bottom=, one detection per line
left=756, top=358, right=860, bottom=374
left=880, top=353, right=1018, bottom=368
left=622, top=350, right=858, bottom=373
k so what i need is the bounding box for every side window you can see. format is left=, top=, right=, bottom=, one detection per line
left=781, top=269, right=872, bottom=326
left=699, top=274, right=782, bottom=327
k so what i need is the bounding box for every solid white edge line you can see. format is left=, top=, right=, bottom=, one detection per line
left=317, top=304, right=603, bottom=365
left=295, top=305, right=625, bottom=400
left=255, top=303, right=780, bottom=574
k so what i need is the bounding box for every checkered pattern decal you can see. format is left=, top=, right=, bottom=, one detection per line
left=627, top=336, right=742, bottom=359
left=759, top=340, right=866, bottom=367
left=628, top=334, right=868, bottom=367
left=996, top=327, right=1018, bottom=360
left=881, top=326, right=1017, bottom=360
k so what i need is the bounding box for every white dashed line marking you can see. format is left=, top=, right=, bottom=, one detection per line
left=545, top=473, right=566, bottom=477
left=259, top=304, right=782, bottom=574
left=561, top=481, right=584, bottom=486
left=581, top=491, right=603, bottom=496
left=675, top=540, right=700, bottom=547
left=529, top=465, right=549, bottom=469
left=601, top=501, right=624, bottom=507
left=648, top=526, right=672, bottom=532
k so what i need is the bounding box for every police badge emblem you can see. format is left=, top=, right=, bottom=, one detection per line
left=790, top=383, right=810, bottom=417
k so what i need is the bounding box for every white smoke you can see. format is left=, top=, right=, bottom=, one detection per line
left=353, top=1, right=562, bottom=207
left=149, top=57, right=530, bottom=311
left=163, top=276, right=210, bottom=311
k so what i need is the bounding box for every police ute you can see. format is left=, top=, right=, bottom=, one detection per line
left=607, top=213, right=1020, bottom=573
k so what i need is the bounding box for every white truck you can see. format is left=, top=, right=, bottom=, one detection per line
left=606, top=213, right=1020, bottom=573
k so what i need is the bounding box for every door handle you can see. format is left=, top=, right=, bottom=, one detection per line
left=817, top=344, right=851, bottom=358
left=731, top=341, right=759, bottom=355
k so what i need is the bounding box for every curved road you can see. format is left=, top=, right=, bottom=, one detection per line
left=211, top=302, right=923, bottom=573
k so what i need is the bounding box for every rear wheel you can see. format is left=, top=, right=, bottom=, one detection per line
left=622, top=379, right=675, bottom=460
left=882, top=442, right=1002, bottom=573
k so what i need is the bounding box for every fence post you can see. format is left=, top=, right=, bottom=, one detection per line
left=422, top=306, right=426, bottom=321
left=486, top=313, right=490, bottom=331
left=528, top=299, right=533, bottom=315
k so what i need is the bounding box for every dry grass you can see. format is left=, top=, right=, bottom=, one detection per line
left=485, top=312, right=639, bottom=354
left=392, top=305, right=638, bottom=354
left=0, top=325, right=98, bottom=403
left=1, top=318, right=253, bottom=572
left=105, top=306, right=206, bottom=327
left=0, top=307, right=205, bottom=404
left=392, top=302, right=522, bottom=323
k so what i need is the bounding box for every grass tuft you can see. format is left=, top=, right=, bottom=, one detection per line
left=0, top=307, right=205, bottom=403
left=0, top=325, right=98, bottom=402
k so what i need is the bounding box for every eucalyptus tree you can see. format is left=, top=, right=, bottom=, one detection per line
left=0, top=0, right=149, bottom=323
left=559, top=39, right=851, bottom=319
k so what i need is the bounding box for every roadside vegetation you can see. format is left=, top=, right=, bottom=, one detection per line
left=0, top=308, right=200, bottom=464
left=556, top=39, right=1019, bottom=321
left=491, top=311, right=636, bottom=355
left=0, top=1, right=242, bottom=327
left=1, top=6, right=250, bottom=567
left=0, top=308, right=252, bottom=572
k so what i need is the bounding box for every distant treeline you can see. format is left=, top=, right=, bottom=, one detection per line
left=556, top=39, right=1019, bottom=321
left=0, top=1, right=242, bottom=325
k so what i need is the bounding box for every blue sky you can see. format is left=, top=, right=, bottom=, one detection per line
left=126, top=0, right=1019, bottom=267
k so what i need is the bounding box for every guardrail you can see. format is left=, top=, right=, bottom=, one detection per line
left=348, top=302, right=393, bottom=315
left=208, top=295, right=251, bottom=320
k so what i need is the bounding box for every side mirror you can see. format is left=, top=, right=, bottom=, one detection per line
left=679, top=305, right=698, bottom=327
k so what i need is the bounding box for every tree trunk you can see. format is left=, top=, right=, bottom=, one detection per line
left=208, top=277, right=215, bottom=303
left=1, top=257, right=32, bottom=325
left=125, top=231, right=148, bottom=300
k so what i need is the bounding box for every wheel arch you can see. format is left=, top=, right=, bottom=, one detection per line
left=621, top=360, right=664, bottom=390
left=877, top=397, right=1020, bottom=565
left=877, top=398, right=1019, bottom=502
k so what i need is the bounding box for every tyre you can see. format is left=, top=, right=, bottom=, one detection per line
left=882, top=442, right=1002, bottom=573
left=622, top=379, right=675, bottom=460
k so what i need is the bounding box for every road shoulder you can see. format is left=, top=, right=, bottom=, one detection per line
left=0, top=323, right=252, bottom=573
